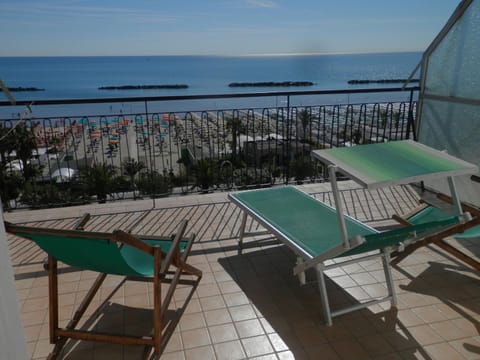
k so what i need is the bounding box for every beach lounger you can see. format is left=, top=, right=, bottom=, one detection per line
left=229, top=185, right=465, bottom=325
left=392, top=201, right=480, bottom=270
left=5, top=219, right=202, bottom=359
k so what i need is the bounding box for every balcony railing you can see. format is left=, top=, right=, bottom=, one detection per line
left=0, top=87, right=418, bottom=209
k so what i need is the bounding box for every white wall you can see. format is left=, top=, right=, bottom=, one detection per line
left=0, top=205, right=28, bottom=360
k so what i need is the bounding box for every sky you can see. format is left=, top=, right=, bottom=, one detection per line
left=0, top=0, right=462, bottom=57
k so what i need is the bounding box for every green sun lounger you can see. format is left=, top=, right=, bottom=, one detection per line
left=229, top=186, right=463, bottom=325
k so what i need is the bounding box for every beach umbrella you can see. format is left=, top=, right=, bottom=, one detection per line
left=264, top=133, right=284, bottom=140
left=52, top=168, right=75, bottom=181
left=6, top=160, right=23, bottom=172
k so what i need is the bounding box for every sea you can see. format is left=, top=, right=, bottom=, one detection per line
left=0, top=52, right=422, bottom=119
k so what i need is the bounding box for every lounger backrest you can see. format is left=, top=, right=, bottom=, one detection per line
left=407, top=206, right=453, bottom=225
left=343, top=216, right=460, bottom=256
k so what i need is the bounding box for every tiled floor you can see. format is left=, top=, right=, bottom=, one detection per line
left=4, top=182, right=480, bottom=359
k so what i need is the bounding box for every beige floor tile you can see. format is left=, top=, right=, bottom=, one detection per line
left=408, top=324, right=444, bottom=346
left=204, top=308, right=232, bottom=326
left=235, top=318, right=265, bottom=339
left=208, top=323, right=238, bottom=343
left=241, top=335, right=274, bottom=358
left=184, top=345, right=216, bottom=360
left=423, top=342, right=465, bottom=360
left=181, top=328, right=211, bottom=349
left=448, top=337, right=480, bottom=360
left=199, top=295, right=227, bottom=311
left=213, top=340, right=246, bottom=360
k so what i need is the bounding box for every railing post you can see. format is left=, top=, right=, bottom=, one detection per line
left=144, top=100, right=156, bottom=208
left=285, top=94, right=291, bottom=184
left=406, top=88, right=417, bottom=141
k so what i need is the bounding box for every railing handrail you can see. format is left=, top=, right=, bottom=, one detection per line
left=0, top=86, right=420, bottom=107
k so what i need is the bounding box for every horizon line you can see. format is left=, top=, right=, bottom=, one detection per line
left=0, top=49, right=424, bottom=58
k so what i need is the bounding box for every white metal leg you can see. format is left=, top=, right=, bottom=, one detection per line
left=316, top=263, right=332, bottom=326
left=328, top=165, right=350, bottom=249
left=447, top=176, right=463, bottom=216
left=238, top=212, right=248, bottom=251
left=382, top=248, right=397, bottom=307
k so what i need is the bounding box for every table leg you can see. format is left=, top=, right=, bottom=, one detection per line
left=316, top=263, right=332, bottom=326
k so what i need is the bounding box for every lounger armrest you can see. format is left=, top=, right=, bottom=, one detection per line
left=160, top=220, right=189, bottom=275
left=112, top=230, right=156, bottom=256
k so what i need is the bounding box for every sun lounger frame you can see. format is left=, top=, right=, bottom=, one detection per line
left=229, top=186, right=397, bottom=326
left=229, top=185, right=470, bottom=325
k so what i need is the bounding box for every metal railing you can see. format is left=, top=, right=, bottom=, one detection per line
left=0, top=87, right=418, bottom=209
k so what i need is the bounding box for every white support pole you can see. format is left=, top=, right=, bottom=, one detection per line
left=328, top=165, right=350, bottom=249
left=316, top=263, right=332, bottom=326
left=382, top=248, right=397, bottom=307
left=296, top=257, right=306, bottom=285
left=447, top=176, right=463, bottom=216
left=238, top=211, right=248, bottom=251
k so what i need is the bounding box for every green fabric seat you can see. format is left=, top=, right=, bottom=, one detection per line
left=405, top=206, right=480, bottom=239
left=230, top=186, right=462, bottom=259
left=230, top=186, right=377, bottom=259
left=344, top=216, right=460, bottom=256
left=14, top=231, right=188, bottom=277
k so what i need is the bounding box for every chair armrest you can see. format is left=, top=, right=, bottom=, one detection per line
left=112, top=230, right=156, bottom=256
left=160, top=220, right=188, bottom=275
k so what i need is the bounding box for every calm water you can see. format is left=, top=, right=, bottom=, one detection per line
left=0, top=52, right=421, bottom=117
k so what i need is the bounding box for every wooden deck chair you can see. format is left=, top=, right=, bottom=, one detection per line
left=392, top=201, right=480, bottom=270
left=5, top=219, right=202, bottom=359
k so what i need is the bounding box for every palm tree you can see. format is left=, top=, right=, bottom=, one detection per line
left=225, top=116, right=246, bottom=162
left=0, top=125, right=16, bottom=166
left=122, top=157, right=145, bottom=199
left=193, top=159, right=217, bottom=192
left=298, top=109, right=311, bottom=141
left=14, top=124, right=38, bottom=180
left=77, top=163, right=117, bottom=203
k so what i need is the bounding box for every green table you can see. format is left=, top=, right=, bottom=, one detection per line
left=311, top=140, right=477, bottom=189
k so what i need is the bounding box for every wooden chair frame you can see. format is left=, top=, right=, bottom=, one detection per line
left=391, top=193, right=480, bottom=270
left=5, top=219, right=202, bottom=359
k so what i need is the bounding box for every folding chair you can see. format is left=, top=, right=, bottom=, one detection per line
left=5, top=219, right=202, bottom=359
left=392, top=202, right=480, bottom=270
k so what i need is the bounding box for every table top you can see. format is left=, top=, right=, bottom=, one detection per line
left=312, top=140, right=478, bottom=189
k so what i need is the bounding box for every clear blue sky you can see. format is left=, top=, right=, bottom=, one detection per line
left=0, top=0, right=461, bottom=56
